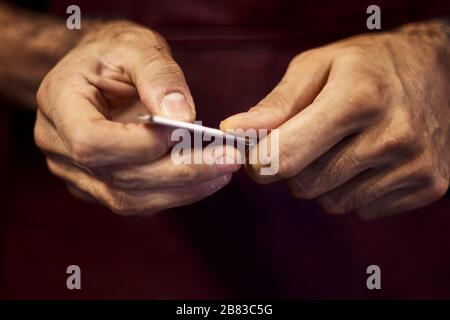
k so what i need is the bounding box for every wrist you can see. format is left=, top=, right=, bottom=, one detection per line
left=0, top=3, right=103, bottom=107
left=36, top=19, right=104, bottom=62
left=395, top=19, right=450, bottom=77
left=77, top=20, right=171, bottom=56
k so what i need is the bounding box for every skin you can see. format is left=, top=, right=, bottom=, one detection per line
left=222, top=20, right=450, bottom=219
left=0, top=2, right=82, bottom=107
left=1, top=1, right=448, bottom=218
left=34, top=20, right=243, bottom=215
left=0, top=2, right=240, bottom=215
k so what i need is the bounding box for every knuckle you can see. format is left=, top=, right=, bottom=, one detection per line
left=354, top=73, right=390, bottom=101
left=288, top=175, right=317, bottom=199
left=33, top=123, right=46, bottom=150
left=290, top=49, right=320, bottom=66
left=341, top=151, right=367, bottom=173
left=102, top=21, right=169, bottom=54
left=338, top=81, right=386, bottom=128
left=290, top=52, right=307, bottom=65
left=378, top=120, right=418, bottom=156
left=349, top=79, right=384, bottom=114
left=143, top=57, right=184, bottom=83
left=36, top=81, right=48, bottom=107
left=355, top=78, right=379, bottom=99
left=277, top=149, right=299, bottom=179
left=278, top=161, right=297, bottom=179
left=116, top=30, right=142, bottom=44
left=318, top=188, right=364, bottom=215
left=161, top=60, right=184, bottom=75
left=108, top=191, right=133, bottom=216
left=376, top=136, right=399, bottom=156
left=45, top=158, right=58, bottom=175
left=92, top=166, right=129, bottom=188
left=393, top=116, right=416, bottom=145
left=336, top=48, right=366, bottom=67
left=426, top=175, right=449, bottom=201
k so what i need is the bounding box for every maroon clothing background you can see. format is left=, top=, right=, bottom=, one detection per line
left=1, top=0, right=450, bottom=299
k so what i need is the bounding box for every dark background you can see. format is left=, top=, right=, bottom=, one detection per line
left=1, top=0, right=450, bottom=299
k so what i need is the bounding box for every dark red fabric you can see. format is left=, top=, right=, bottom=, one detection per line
left=2, top=0, right=450, bottom=299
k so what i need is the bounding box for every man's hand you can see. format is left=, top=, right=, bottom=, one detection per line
left=35, top=21, right=240, bottom=215
left=221, top=20, right=450, bottom=219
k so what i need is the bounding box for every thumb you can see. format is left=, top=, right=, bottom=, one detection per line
left=220, top=52, right=331, bottom=131
left=130, top=49, right=195, bottom=122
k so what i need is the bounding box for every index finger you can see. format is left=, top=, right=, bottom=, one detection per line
left=43, top=80, right=172, bottom=167
left=248, top=77, right=381, bottom=183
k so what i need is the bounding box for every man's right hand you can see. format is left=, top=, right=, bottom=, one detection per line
left=34, top=21, right=240, bottom=215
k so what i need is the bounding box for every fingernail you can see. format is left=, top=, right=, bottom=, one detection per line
left=160, top=92, right=192, bottom=121
left=209, top=174, right=230, bottom=189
